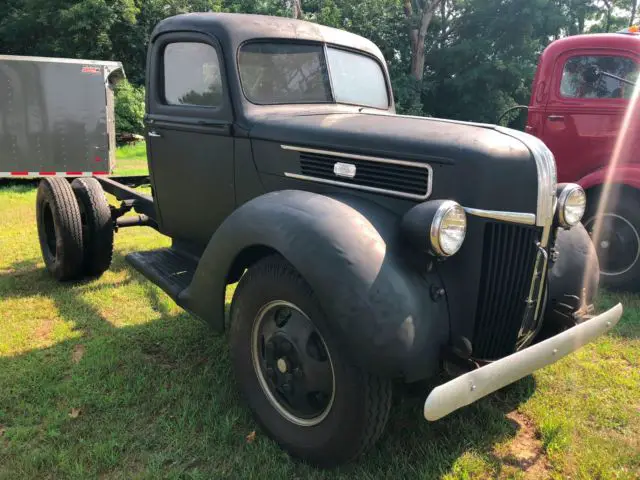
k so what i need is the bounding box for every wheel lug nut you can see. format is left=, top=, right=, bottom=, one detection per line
left=282, top=383, right=291, bottom=392
left=285, top=373, right=293, bottom=383
left=293, top=368, right=303, bottom=378
left=266, top=367, right=274, bottom=377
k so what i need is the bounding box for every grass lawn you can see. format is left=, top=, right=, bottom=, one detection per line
left=114, top=143, right=148, bottom=177
left=0, top=184, right=638, bottom=479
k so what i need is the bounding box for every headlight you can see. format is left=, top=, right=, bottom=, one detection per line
left=430, top=201, right=467, bottom=256
left=558, top=184, right=586, bottom=227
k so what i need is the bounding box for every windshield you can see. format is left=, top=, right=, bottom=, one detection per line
left=238, top=42, right=389, bottom=109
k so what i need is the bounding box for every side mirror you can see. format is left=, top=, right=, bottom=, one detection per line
left=583, top=65, right=601, bottom=84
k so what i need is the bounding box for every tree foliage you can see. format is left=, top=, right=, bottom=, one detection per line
left=114, top=80, right=146, bottom=135
left=1, top=0, right=639, bottom=132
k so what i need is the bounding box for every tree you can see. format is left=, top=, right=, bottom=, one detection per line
left=291, top=0, right=303, bottom=18
left=5, top=0, right=637, bottom=124
left=114, top=80, right=145, bottom=135
left=403, top=0, right=444, bottom=81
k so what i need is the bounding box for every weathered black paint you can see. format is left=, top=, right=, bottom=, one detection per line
left=180, top=190, right=448, bottom=379
left=150, top=12, right=394, bottom=127
left=546, top=223, right=600, bottom=322
left=124, top=13, right=601, bottom=381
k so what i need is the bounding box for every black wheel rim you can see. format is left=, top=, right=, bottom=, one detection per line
left=251, top=301, right=335, bottom=426
left=42, top=203, right=57, bottom=259
left=585, top=213, right=640, bottom=276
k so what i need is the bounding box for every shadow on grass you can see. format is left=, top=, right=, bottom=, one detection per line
left=0, top=256, right=539, bottom=479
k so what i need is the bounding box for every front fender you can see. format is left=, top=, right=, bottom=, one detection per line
left=545, top=223, right=600, bottom=328
left=179, top=190, right=448, bottom=379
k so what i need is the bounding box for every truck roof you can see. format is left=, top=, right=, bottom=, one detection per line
left=152, top=13, right=385, bottom=64
left=542, top=32, right=640, bottom=59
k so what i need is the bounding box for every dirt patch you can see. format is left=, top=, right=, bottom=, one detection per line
left=34, top=318, right=54, bottom=341
left=495, top=411, right=551, bottom=479
left=72, top=344, right=85, bottom=364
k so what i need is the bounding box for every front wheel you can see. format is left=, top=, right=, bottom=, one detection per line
left=229, top=255, right=392, bottom=467
left=583, top=188, right=640, bottom=291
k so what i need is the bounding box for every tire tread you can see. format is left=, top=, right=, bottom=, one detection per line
left=71, top=178, right=113, bottom=277
left=229, top=254, right=392, bottom=467
left=36, top=178, right=84, bottom=280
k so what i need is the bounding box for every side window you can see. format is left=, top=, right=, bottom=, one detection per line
left=560, top=55, right=638, bottom=99
left=163, top=42, right=222, bottom=107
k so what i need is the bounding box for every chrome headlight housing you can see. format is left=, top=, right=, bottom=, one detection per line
left=430, top=201, right=467, bottom=256
left=557, top=184, right=586, bottom=228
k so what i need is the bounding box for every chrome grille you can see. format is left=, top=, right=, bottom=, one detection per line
left=472, top=222, right=542, bottom=360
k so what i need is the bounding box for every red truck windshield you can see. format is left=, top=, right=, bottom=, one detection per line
left=238, top=42, right=389, bottom=109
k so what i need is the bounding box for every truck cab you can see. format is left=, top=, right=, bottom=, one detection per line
left=527, top=29, right=640, bottom=290
left=34, top=13, right=622, bottom=467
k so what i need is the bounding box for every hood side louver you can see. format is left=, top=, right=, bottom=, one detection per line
left=296, top=150, right=431, bottom=200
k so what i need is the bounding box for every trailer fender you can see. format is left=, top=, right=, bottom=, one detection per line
left=179, top=190, right=448, bottom=378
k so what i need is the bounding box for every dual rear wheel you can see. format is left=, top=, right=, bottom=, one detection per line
left=36, top=177, right=113, bottom=281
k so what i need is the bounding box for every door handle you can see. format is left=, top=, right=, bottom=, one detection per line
left=547, top=115, right=565, bottom=122
left=148, top=131, right=162, bottom=138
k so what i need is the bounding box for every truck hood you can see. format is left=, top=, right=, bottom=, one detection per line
left=248, top=112, right=540, bottom=213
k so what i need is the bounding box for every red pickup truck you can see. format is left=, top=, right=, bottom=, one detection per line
left=526, top=27, right=640, bottom=290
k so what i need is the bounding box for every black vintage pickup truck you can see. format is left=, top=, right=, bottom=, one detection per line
left=34, top=13, right=623, bottom=467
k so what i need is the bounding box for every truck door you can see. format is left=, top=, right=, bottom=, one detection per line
left=540, top=50, right=638, bottom=183
left=146, top=32, right=235, bottom=246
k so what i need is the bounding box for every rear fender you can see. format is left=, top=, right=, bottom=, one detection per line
left=179, top=190, right=448, bottom=378
left=578, top=166, right=640, bottom=192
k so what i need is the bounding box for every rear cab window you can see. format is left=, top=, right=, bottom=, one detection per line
left=560, top=55, right=638, bottom=99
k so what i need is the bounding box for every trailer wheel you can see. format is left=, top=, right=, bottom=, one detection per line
left=584, top=187, right=640, bottom=291
left=229, top=255, right=392, bottom=467
left=36, top=178, right=84, bottom=281
left=71, top=178, right=113, bottom=277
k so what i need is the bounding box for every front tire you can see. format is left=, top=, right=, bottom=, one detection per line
left=229, top=255, right=392, bottom=467
left=584, top=188, right=640, bottom=291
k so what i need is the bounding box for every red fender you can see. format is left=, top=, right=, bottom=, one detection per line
left=577, top=166, right=640, bottom=192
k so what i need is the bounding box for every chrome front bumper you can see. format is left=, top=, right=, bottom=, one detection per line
left=423, top=303, right=623, bottom=421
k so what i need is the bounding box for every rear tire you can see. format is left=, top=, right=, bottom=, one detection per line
left=229, top=255, right=392, bottom=467
left=583, top=187, right=640, bottom=291
left=36, top=178, right=84, bottom=281
left=71, top=178, right=113, bottom=277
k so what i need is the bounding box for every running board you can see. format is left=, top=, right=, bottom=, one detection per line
left=126, top=248, right=197, bottom=302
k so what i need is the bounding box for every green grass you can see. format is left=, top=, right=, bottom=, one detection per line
left=114, top=142, right=148, bottom=177
left=0, top=185, right=638, bottom=479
